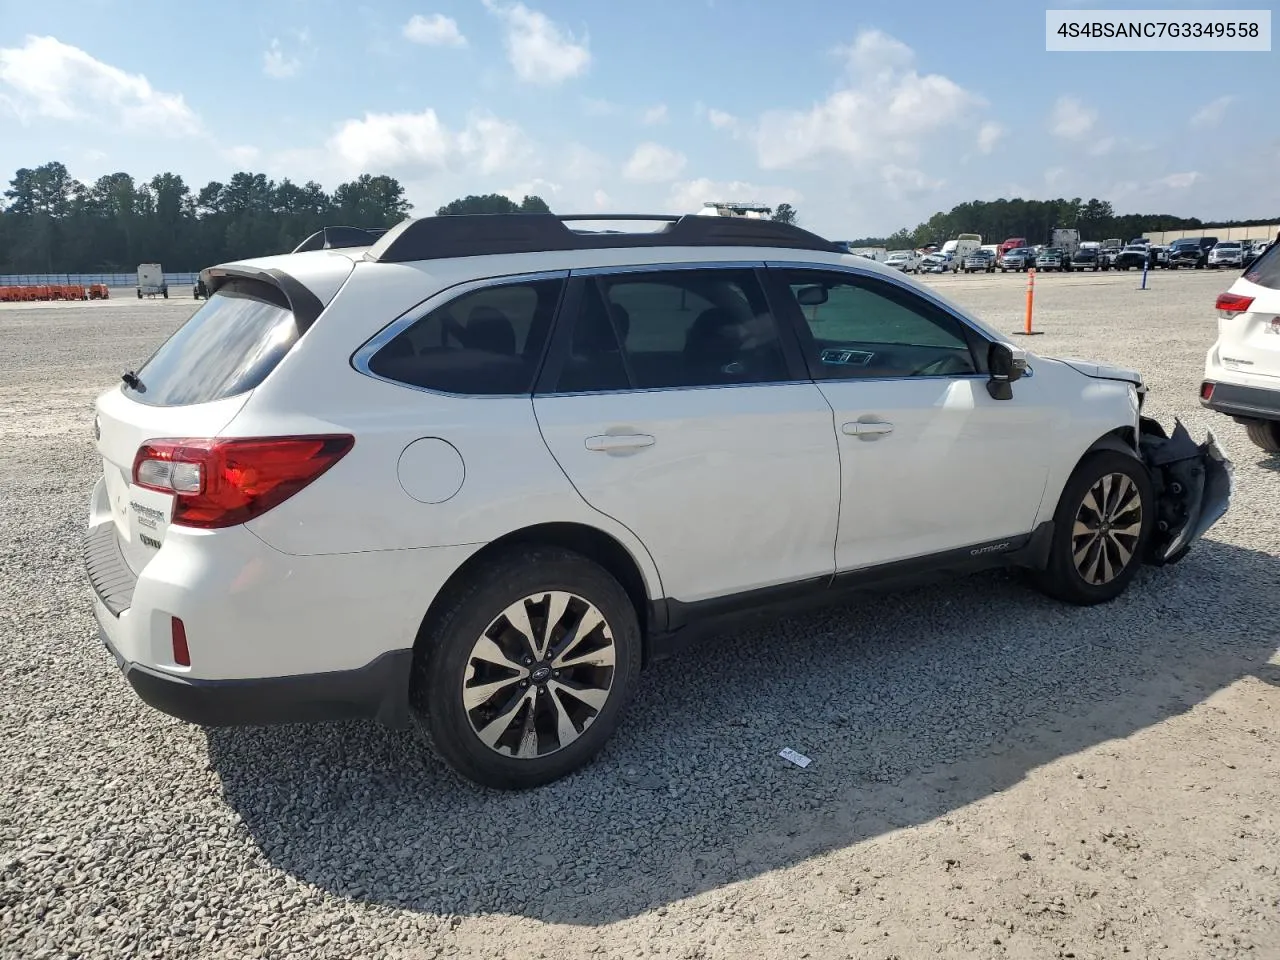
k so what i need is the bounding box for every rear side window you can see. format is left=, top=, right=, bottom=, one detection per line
left=366, top=278, right=564, bottom=395
left=552, top=269, right=792, bottom=393
left=1245, top=242, right=1280, bottom=290
left=124, top=279, right=298, bottom=407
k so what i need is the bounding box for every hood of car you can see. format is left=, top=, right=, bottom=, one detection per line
left=1053, top=357, right=1143, bottom=385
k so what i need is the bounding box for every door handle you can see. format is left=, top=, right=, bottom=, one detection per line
left=584, top=433, right=656, bottom=453
left=842, top=420, right=894, bottom=439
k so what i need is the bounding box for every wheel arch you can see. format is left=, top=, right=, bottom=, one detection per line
left=1084, top=425, right=1140, bottom=458
left=413, top=521, right=661, bottom=664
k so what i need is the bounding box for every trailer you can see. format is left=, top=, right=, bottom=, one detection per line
left=136, top=263, right=168, bottom=299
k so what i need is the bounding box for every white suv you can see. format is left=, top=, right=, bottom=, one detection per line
left=85, top=213, right=1232, bottom=789
left=1202, top=242, right=1280, bottom=452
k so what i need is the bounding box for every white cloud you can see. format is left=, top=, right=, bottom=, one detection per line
left=403, top=14, right=467, bottom=47
left=839, top=28, right=915, bottom=77
left=263, top=38, right=301, bottom=79
left=592, top=188, right=611, bottom=209
left=581, top=97, right=617, bottom=116
left=641, top=103, right=668, bottom=125
left=1044, top=166, right=1067, bottom=187
left=1190, top=96, right=1232, bottom=129
left=751, top=30, right=984, bottom=173
left=455, top=114, right=533, bottom=174
left=667, top=178, right=803, bottom=215
left=482, top=0, right=590, bottom=85
left=1087, top=136, right=1116, bottom=157
left=223, top=145, right=261, bottom=168
left=622, top=142, right=687, bottom=182
left=1049, top=96, right=1095, bottom=140
left=328, top=109, right=532, bottom=176
left=0, top=35, right=200, bottom=134
left=707, top=108, right=739, bottom=132
left=1158, top=171, right=1200, bottom=189
left=880, top=164, right=944, bottom=198
left=976, top=121, right=1004, bottom=154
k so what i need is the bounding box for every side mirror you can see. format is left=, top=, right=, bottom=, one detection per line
left=795, top=285, right=829, bottom=307
left=986, top=342, right=1026, bottom=400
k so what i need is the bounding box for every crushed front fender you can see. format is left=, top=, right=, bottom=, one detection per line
left=1138, top=416, right=1234, bottom=565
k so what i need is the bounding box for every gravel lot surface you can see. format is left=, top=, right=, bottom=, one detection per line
left=1, top=269, right=1278, bottom=960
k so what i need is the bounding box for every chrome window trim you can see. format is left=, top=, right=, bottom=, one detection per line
left=571, top=259, right=766, bottom=277
left=351, top=257, right=1034, bottom=401
left=350, top=268, right=570, bottom=399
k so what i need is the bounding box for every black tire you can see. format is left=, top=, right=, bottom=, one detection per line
left=1245, top=419, right=1280, bottom=453
left=1033, top=450, right=1154, bottom=606
left=409, top=545, right=642, bottom=790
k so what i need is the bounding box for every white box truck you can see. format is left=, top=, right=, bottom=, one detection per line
left=137, top=263, right=168, bottom=299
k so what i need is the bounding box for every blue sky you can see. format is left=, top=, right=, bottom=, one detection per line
left=0, top=0, right=1275, bottom=236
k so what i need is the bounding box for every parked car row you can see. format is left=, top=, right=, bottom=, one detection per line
left=882, top=232, right=1274, bottom=279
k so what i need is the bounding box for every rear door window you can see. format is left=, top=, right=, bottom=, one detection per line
left=124, top=278, right=299, bottom=407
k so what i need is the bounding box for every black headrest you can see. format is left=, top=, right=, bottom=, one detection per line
left=684, top=307, right=740, bottom=358
left=466, top=305, right=517, bottom=354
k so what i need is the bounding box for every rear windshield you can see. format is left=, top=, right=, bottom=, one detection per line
left=1245, top=242, right=1280, bottom=290
left=123, top=278, right=299, bottom=406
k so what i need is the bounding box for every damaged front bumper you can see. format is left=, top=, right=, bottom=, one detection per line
left=1138, top=416, right=1234, bottom=565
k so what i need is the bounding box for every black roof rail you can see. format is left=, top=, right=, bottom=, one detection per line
left=364, top=213, right=842, bottom=263
left=291, top=225, right=389, bottom=254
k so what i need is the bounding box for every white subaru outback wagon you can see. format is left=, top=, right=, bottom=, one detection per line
left=86, top=213, right=1232, bottom=789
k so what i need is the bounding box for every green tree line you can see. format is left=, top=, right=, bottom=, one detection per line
left=846, top=197, right=1277, bottom=249
left=0, top=163, right=552, bottom=274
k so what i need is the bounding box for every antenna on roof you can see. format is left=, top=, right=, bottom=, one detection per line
left=290, top=225, right=389, bottom=254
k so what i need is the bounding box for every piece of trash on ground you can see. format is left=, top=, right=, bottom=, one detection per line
left=779, top=747, right=812, bottom=768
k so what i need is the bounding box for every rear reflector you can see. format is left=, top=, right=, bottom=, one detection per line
left=1216, top=292, right=1254, bottom=318
left=171, top=617, right=191, bottom=666
left=1200, top=381, right=1215, bottom=401
left=133, top=435, right=355, bottom=529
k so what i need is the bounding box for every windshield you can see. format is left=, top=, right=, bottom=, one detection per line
left=1217, top=242, right=1241, bottom=249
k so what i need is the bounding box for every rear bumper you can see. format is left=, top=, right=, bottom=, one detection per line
left=95, top=606, right=412, bottom=728
left=1201, top=380, right=1280, bottom=421
left=82, top=476, right=481, bottom=729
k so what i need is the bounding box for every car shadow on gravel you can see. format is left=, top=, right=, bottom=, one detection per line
left=207, top=538, right=1280, bottom=924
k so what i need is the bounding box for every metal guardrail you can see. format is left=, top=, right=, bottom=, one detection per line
left=0, top=273, right=200, bottom=287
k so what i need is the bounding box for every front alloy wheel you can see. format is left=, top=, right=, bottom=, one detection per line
left=1033, top=450, right=1154, bottom=606
left=462, top=591, right=616, bottom=760
left=1071, top=473, right=1143, bottom=585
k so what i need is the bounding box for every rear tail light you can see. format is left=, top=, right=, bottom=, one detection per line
left=171, top=616, right=191, bottom=666
left=1216, top=292, right=1254, bottom=318
left=132, top=435, right=354, bottom=529
left=1200, top=381, right=1215, bottom=401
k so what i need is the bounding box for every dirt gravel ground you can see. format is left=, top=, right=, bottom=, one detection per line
left=1, top=269, right=1277, bottom=960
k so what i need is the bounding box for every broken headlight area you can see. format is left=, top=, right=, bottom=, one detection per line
left=1138, top=415, right=1234, bottom=566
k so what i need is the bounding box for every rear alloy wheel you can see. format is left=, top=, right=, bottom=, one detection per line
left=1034, top=451, right=1153, bottom=605
left=410, top=546, right=641, bottom=789
left=1245, top=419, right=1280, bottom=453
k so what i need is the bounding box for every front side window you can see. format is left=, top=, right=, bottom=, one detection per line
left=774, top=269, right=979, bottom=380
left=366, top=278, right=564, bottom=395
left=553, top=268, right=791, bottom=392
